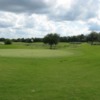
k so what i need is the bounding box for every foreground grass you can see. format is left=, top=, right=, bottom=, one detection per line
left=0, top=43, right=100, bottom=100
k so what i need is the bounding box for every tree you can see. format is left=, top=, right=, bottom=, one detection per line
left=43, top=33, right=60, bottom=49
left=4, top=39, right=12, bottom=45
left=77, top=34, right=86, bottom=42
left=87, top=31, right=98, bottom=45
left=98, top=33, right=100, bottom=42
left=25, top=38, right=33, bottom=43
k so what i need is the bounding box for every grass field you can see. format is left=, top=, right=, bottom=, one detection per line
left=0, top=42, right=100, bottom=100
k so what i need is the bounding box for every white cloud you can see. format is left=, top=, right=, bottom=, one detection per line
left=0, top=0, right=99, bottom=38
left=0, top=12, right=89, bottom=38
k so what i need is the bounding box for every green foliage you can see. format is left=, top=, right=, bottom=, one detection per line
left=4, top=39, right=12, bottom=45
left=87, top=31, right=98, bottom=45
left=25, top=38, right=33, bottom=43
left=43, top=33, right=60, bottom=49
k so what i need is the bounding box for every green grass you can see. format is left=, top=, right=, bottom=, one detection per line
left=0, top=43, right=100, bottom=100
left=0, top=49, right=73, bottom=58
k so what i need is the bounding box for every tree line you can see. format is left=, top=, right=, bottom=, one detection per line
left=60, top=31, right=100, bottom=44
left=1, top=31, right=100, bottom=45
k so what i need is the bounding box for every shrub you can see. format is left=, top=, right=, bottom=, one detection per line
left=4, top=39, right=12, bottom=45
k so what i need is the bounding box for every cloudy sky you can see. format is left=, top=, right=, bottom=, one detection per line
left=0, top=0, right=100, bottom=38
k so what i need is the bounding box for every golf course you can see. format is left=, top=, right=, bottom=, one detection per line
left=0, top=42, right=100, bottom=100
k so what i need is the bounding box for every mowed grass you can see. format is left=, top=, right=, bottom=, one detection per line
left=0, top=43, right=100, bottom=100
left=0, top=49, right=72, bottom=58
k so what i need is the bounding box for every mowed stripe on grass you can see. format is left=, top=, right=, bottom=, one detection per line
left=0, top=49, right=73, bottom=58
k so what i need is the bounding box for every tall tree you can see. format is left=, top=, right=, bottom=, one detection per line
left=87, top=31, right=98, bottom=45
left=43, top=33, right=59, bottom=49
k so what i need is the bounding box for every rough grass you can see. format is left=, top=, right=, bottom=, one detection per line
left=0, top=43, right=100, bottom=100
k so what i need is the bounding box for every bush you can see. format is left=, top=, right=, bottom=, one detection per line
left=4, top=39, right=12, bottom=45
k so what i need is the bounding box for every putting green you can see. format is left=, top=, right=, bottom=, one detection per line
left=0, top=49, right=73, bottom=58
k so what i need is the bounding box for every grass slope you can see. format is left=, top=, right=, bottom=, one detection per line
left=0, top=43, right=100, bottom=100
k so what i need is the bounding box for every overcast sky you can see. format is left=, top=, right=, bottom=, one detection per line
left=0, top=0, right=100, bottom=38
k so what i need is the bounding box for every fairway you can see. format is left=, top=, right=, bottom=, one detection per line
left=0, top=49, right=72, bottom=58
left=0, top=43, right=100, bottom=100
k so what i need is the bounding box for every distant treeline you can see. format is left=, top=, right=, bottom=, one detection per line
left=0, top=31, right=100, bottom=45
left=0, top=38, right=43, bottom=43
left=61, top=31, right=100, bottom=45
